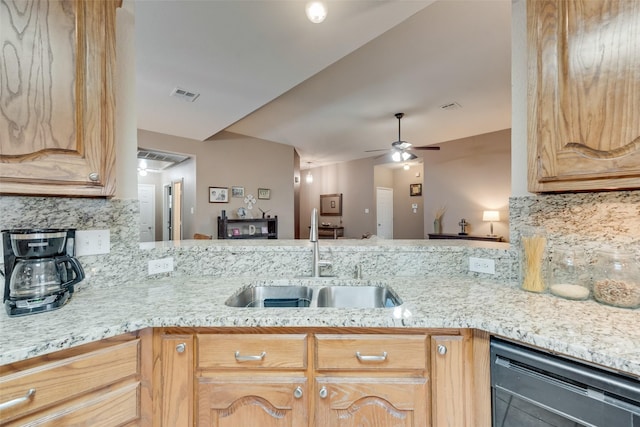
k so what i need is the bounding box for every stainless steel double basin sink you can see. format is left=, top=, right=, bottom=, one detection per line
left=225, top=281, right=402, bottom=309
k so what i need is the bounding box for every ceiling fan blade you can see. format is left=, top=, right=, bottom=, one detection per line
left=365, top=148, right=391, bottom=153
left=412, top=146, right=441, bottom=151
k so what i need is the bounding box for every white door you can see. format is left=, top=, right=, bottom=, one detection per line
left=376, top=187, right=393, bottom=239
left=138, top=184, right=156, bottom=242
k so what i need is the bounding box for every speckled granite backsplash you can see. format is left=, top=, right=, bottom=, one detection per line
left=1, top=191, right=638, bottom=288
left=510, top=191, right=640, bottom=265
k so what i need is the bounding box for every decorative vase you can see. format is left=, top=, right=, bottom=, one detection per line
left=433, top=218, right=442, bottom=234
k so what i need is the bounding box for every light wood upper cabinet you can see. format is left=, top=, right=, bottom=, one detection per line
left=528, top=0, right=640, bottom=192
left=0, top=0, right=118, bottom=197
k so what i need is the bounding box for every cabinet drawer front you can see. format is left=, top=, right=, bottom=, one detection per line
left=315, top=334, right=427, bottom=370
left=0, top=339, right=139, bottom=422
left=4, top=382, right=140, bottom=427
left=198, top=334, right=307, bottom=369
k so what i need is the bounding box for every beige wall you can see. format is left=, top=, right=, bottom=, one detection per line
left=392, top=164, right=424, bottom=239
left=137, top=130, right=296, bottom=239
left=422, top=129, right=512, bottom=241
left=300, top=158, right=378, bottom=239
left=137, top=127, right=510, bottom=241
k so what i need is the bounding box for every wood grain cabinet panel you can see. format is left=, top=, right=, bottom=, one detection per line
left=314, top=377, right=427, bottom=427
left=0, top=337, right=140, bottom=426
left=157, top=334, right=193, bottom=427
left=198, top=334, right=307, bottom=369
left=528, top=0, right=640, bottom=192
left=197, top=377, right=308, bottom=427
left=315, top=334, right=427, bottom=370
left=0, top=0, right=118, bottom=197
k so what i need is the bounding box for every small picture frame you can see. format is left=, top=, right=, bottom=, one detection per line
left=257, top=188, right=271, bottom=200
left=410, top=183, right=422, bottom=197
left=231, top=186, right=245, bottom=198
left=209, top=187, right=229, bottom=203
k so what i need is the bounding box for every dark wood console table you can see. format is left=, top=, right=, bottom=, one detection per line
left=313, top=226, right=344, bottom=239
left=428, top=233, right=503, bottom=242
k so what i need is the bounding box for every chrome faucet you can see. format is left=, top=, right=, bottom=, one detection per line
left=310, top=208, right=331, bottom=277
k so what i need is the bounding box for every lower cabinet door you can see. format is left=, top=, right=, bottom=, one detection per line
left=314, top=377, right=428, bottom=427
left=197, top=377, right=308, bottom=427
left=159, top=335, right=194, bottom=427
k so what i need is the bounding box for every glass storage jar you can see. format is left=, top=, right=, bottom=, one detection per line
left=519, top=226, right=547, bottom=293
left=592, top=250, right=640, bottom=309
left=548, top=248, right=590, bottom=300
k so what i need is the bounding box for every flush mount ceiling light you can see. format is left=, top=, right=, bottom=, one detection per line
left=305, top=1, right=327, bottom=23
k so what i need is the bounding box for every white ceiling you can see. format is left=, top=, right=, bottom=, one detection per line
left=135, top=0, right=512, bottom=167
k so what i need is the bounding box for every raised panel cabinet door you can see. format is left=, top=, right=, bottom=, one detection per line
left=430, top=335, right=467, bottom=427
left=159, top=335, right=194, bottom=427
left=528, top=0, right=640, bottom=192
left=0, top=0, right=117, bottom=197
left=314, top=378, right=428, bottom=427
left=197, top=377, right=308, bottom=427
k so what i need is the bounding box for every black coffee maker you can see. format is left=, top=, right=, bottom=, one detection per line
left=2, top=229, right=85, bottom=316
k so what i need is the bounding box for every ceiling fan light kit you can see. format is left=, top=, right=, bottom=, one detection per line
left=364, top=112, right=441, bottom=161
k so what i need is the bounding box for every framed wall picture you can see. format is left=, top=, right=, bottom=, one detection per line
left=410, top=183, right=422, bottom=196
left=320, top=193, right=342, bottom=216
left=257, top=188, right=271, bottom=199
left=231, top=186, right=245, bottom=198
left=209, top=187, right=229, bottom=203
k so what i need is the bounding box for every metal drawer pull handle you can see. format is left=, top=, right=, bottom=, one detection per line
left=234, top=351, right=266, bottom=361
left=294, top=386, right=303, bottom=399
left=319, top=386, right=328, bottom=399
left=176, top=343, right=186, bottom=353
left=0, top=388, right=36, bottom=411
left=355, top=351, right=388, bottom=362
left=437, top=345, right=447, bottom=355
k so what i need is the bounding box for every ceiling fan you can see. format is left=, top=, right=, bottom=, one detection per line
left=366, top=113, right=440, bottom=161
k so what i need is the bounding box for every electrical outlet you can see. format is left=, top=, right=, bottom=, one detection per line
left=148, top=257, right=174, bottom=275
left=76, top=230, right=110, bottom=256
left=469, top=257, right=495, bottom=274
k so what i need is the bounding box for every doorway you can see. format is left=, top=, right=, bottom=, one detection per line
left=162, top=179, right=184, bottom=241
left=376, top=187, right=393, bottom=239
left=138, top=184, right=156, bottom=242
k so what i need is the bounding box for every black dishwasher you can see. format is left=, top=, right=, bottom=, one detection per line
left=491, top=337, right=640, bottom=427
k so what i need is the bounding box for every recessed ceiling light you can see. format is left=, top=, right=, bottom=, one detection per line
left=305, top=1, right=327, bottom=23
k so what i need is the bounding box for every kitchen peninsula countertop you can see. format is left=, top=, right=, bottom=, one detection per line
left=1, top=276, right=638, bottom=379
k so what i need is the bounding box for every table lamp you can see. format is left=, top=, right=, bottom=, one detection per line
left=482, top=210, right=500, bottom=236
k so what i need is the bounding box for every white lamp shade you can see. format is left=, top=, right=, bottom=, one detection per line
left=482, top=210, right=500, bottom=222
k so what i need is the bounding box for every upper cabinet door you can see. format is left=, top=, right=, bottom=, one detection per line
left=0, top=0, right=117, bottom=197
left=528, top=0, right=640, bottom=192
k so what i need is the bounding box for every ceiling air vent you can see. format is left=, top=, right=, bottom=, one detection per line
left=439, top=102, right=462, bottom=111
left=170, top=87, right=200, bottom=102
left=137, top=148, right=190, bottom=171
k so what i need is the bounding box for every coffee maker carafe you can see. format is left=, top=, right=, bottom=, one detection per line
left=2, top=229, right=85, bottom=316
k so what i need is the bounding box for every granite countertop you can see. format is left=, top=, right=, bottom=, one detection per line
left=1, top=276, right=638, bottom=378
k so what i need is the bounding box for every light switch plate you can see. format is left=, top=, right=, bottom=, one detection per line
left=76, top=230, right=110, bottom=256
